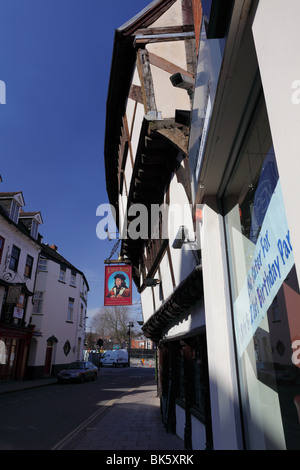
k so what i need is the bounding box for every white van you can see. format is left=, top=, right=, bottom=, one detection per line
left=100, top=349, right=129, bottom=367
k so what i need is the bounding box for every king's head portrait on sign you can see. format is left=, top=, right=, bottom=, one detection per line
left=104, top=265, right=132, bottom=306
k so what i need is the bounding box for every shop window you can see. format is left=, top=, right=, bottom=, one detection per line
left=223, top=98, right=300, bottom=449
left=193, top=356, right=207, bottom=419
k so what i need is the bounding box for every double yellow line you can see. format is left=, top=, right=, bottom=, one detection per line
left=51, top=389, right=135, bottom=450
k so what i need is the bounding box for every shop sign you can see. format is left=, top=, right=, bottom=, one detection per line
left=234, top=180, right=294, bottom=357
left=104, top=265, right=132, bottom=306
left=7, top=285, right=22, bottom=304
left=0, top=325, right=33, bottom=340
left=13, top=307, right=24, bottom=319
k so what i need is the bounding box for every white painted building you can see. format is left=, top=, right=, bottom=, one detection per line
left=0, top=192, right=43, bottom=380
left=104, top=0, right=300, bottom=450
left=27, top=243, right=89, bottom=378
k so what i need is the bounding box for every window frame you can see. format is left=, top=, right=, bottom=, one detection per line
left=10, top=200, right=20, bottom=223
left=24, top=254, right=34, bottom=278
left=33, top=291, right=43, bottom=314
left=38, top=257, right=48, bottom=271
left=59, top=265, right=66, bottom=283
left=67, top=297, right=74, bottom=322
left=70, top=271, right=76, bottom=287
left=0, top=236, right=5, bottom=263
left=9, top=245, right=20, bottom=272
left=31, top=219, right=38, bottom=239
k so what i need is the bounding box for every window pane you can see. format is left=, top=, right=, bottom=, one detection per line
left=38, top=258, right=47, bottom=271
left=67, top=297, right=74, bottom=321
left=223, top=100, right=300, bottom=450
left=24, top=255, right=34, bottom=278
left=33, top=292, right=43, bottom=313
left=31, top=220, right=38, bottom=239
left=9, top=245, right=20, bottom=271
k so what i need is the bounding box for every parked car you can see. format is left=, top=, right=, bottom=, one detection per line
left=57, top=361, right=98, bottom=383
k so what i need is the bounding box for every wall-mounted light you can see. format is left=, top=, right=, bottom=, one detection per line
left=172, top=225, right=198, bottom=249
left=144, top=278, right=161, bottom=287
left=170, top=73, right=194, bottom=97
left=170, top=72, right=194, bottom=91
left=172, top=225, right=189, bottom=249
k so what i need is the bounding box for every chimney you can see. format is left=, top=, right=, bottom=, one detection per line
left=49, top=244, right=58, bottom=251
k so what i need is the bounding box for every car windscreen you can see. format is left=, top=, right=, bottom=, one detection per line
left=67, top=362, right=85, bottom=369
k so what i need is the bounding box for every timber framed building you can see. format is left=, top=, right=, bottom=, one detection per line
left=105, top=0, right=300, bottom=450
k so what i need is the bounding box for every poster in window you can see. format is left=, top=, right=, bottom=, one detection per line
left=104, top=265, right=132, bottom=306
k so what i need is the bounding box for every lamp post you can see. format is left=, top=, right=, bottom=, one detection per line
left=127, top=322, right=134, bottom=366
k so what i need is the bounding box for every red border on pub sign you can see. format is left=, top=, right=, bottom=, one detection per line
left=104, top=265, right=132, bottom=306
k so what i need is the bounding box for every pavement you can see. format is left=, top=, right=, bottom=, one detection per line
left=0, top=363, right=185, bottom=452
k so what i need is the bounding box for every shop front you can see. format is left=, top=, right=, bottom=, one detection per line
left=223, top=96, right=300, bottom=449
left=158, top=332, right=212, bottom=451
left=0, top=325, right=34, bottom=380
left=0, top=282, right=35, bottom=380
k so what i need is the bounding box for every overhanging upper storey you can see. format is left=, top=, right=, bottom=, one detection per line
left=142, top=264, right=203, bottom=341
left=104, top=0, right=201, bottom=222
left=121, top=116, right=189, bottom=281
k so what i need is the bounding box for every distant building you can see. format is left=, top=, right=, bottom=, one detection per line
left=0, top=192, right=43, bottom=380
left=27, top=243, right=89, bottom=378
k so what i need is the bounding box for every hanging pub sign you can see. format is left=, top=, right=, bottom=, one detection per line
left=104, top=265, right=132, bottom=306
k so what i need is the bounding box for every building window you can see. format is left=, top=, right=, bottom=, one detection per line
left=24, top=254, right=34, bottom=278
left=79, top=304, right=83, bottom=325
left=70, top=271, right=76, bottom=286
left=59, top=265, right=66, bottom=282
left=33, top=292, right=43, bottom=314
left=67, top=297, right=74, bottom=321
left=31, top=220, right=38, bottom=239
left=0, top=236, right=5, bottom=263
left=10, top=200, right=20, bottom=223
left=223, top=98, right=300, bottom=449
left=38, top=257, right=47, bottom=271
left=9, top=245, right=20, bottom=272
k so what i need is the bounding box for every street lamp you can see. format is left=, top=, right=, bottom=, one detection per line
left=127, top=322, right=134, bottom=366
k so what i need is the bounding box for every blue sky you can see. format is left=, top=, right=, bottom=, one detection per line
left=0, top=0, right=150, bottom=326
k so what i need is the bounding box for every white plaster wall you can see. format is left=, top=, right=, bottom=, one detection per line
left=191, top=415, right=207, bottom=450
left=141, top=164, right=199, bottom=325
left=168, top=171, right=199, bottom=286
left=141, top=286, right=155, bottom=324
left=175, top=404, right=185, bottom=440
left=158, top=251, right=174, bottom=301
left=32, top=258, right=86, bottom=367
left=0, top=221, right=40, bottom=294
left=125, top=67, right=145, bottom=167
left=146, top=0, right=192, bottom=118
left=201, top=204, right=242, bottom=449
left=0, top=219, right=41, bottom=321
left=164, top=300, right=205, bottom=340
left=148, top=41, right=191, bottom=119
left=151, top=0, right=182, bottom=27
left=124, top=157, right=133, bottom=199
left=130, top=102, right=145, bottom=159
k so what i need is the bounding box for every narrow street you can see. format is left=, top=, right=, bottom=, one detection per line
left=0, top=365, right=155, bottom=450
